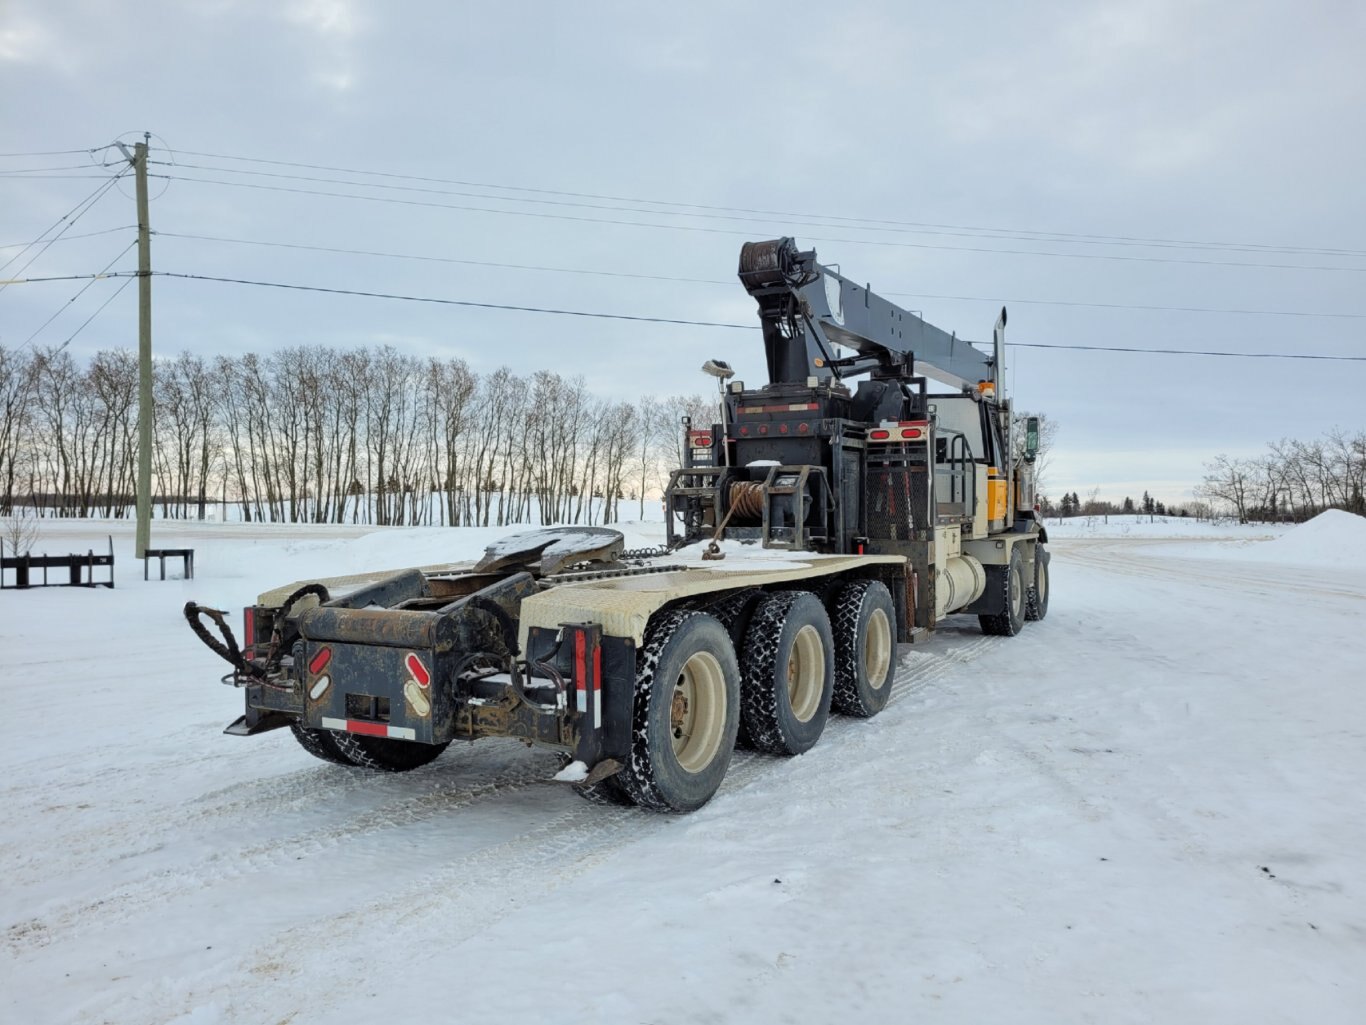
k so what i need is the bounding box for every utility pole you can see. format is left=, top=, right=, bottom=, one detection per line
left=118, top=134, right=153, bottom=559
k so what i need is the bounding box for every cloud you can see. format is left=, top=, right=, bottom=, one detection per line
left=0, top=9, right=71, bottom=72
left=281, top=0, right=365, bottom=92
left=284, top=0, right=360, bottom=37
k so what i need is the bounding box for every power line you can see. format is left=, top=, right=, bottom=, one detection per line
left=0, top=170, right=128, bottom=284
left=172, top=147, right=1366, bottom=259
left=154, top=231, right=732, bottom=286
left=0, top=148, right=97, bottom=158
left=0, top=225, right=137, bottom=250
left=155, top=161, right=1366, bottom=260
left=0, top=173, right=128, bottom=181
left=0, top=163, right=103, bottom=174
left=157, top=173, right=1366, bottom=275
left=0, top=271, right=133, bottom=285
left=50, top=275, right=137, bottom=356
left=1006, top=341, right=1366, bottom=360
left=155, top=229, right=1366, bottom=321
left=21, top=240, right=138, bottom=347
left=156, top=270, right=1366, bottom=362
left=155, top=271, right=754, bottom=329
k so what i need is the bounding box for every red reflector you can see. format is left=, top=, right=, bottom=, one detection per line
left=689, top=430, right=712, bottom=447
left=405, top=652, right=431, bottom=688
left=869, top=429, right=890, bottom=440
left=901, top=428, right=923, bottom=439
left=243, top=607, right=255, bottom=658
left=347, top=720, right=389, bottom=738
left=309, top=647, right=332, bottom=674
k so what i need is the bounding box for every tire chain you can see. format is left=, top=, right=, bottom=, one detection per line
left=830, top=580, right=875, bottom=715
left=290, top=724, right=356, bottom=766
left=738, top=590, right=813, bottom=754
left=616, top=606, right=704, bottom=811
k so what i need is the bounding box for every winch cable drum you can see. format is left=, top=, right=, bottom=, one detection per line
left=727, top=480, right=766, bottom=523
left=738, top=237, right=819, bottom=291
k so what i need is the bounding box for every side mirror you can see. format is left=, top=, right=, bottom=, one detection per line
left=1024, top=416, right=1040, bottom=460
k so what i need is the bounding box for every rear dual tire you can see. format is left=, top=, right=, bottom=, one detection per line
left=739, top=591, right=835, bottom=755
left=290, top=722, right=449, bottom=772
left=616, top=610, right=740, bottom=813
left=831, top=580, right=896, bottom=718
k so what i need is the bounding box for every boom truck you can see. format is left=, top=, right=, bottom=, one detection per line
left=186, top=237, right=1049, bottom=813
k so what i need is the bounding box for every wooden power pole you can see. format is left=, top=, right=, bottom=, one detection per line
left=130, top=135, right=153, bottom=559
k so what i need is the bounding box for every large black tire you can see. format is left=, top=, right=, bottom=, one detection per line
left=979, top=548, right=1026, bottom=637
left=701, top=587, right=762, bottom=648
left=1025, top=545, right=1050, bottom=622
left=617, top=609, right=740, bottom=813
left=289, top=723, right=357, bottom=766
left=702, top=588, right=762, bottom=749
left=329, top=732, right=451, bottom=772
left=830, top=580, right=897, bottom=718
left=739, top=591, right=835, bottom=755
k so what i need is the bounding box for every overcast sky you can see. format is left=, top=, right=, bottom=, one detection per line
left=3, top=0, right=1363, bottom=504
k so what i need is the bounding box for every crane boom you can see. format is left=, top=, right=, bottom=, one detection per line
left=738, top=237, right=1000, bottom=393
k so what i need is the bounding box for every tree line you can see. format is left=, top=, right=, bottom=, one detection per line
left=1196, top=429, right=1366, bottom=523
left=0, top=344, right=714, bottom=526
left=1039, top=428, right=1365, bottom=524
left=1050, top=489, right=1174, bottom=519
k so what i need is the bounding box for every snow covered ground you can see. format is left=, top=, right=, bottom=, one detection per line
left=3, top=514, right=1365, bottom=1024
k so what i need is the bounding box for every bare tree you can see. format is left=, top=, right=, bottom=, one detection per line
left=0, top=346, right=37, bottom=515
left=1, top=514, right=40, bottom=557
left=1197, top=454, right=1254, bottom=523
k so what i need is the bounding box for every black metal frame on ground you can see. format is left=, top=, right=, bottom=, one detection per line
left=0, top=536, right=115, bottom=589
left=143, top=547, right=194, bottom=581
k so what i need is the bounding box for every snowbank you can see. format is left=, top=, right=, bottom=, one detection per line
left=1240, top=509, right=1366, bottom=568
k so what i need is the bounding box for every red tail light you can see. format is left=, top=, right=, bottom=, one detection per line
left=309, top=647, right=332, bottom=674
left=405, top=652, right=431, bottom=689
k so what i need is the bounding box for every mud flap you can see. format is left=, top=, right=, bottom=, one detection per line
left=224, top=709, right=294, bottom=736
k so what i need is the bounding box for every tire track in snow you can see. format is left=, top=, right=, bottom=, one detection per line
left=200, top=636, right=1009, bottom=1021
left=6, top=632, right=1003, bottom=967
left=1057, top=539, right=1366, bottom=605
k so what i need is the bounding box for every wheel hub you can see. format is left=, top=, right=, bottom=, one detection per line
left=671, top=690, right=689, bottom=738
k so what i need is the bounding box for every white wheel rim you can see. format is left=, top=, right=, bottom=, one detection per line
left=786, top=624, right=825, bottom=723
left=670, top=651, right=727, bottom=773
left=864, top=607, right=892, bottom=691
left=1010, top=565, right=1023, bottom=615
left=1039, top=560, right=1048, bottom=603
